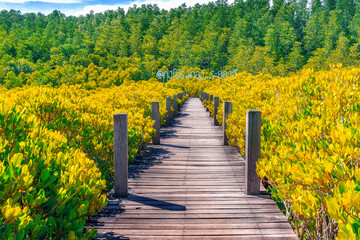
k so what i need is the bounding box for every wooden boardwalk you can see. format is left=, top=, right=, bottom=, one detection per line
left=88, top=98, right=297, bottom=240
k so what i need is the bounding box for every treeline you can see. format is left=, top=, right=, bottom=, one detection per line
left=1, top=0, right=360, bottom=88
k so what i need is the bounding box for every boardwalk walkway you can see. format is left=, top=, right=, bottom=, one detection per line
left=88, top=97, right=297, bottom=239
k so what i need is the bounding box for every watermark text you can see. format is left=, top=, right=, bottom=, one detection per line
left=156, top=69, right=238, bottom=80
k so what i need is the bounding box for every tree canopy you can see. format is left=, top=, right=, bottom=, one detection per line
left=1, top=0, right=360, bottom=88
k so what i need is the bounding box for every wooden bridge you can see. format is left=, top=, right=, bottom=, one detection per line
left=87, top=97, right=297, bottom=239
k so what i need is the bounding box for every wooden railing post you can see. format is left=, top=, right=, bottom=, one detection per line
left=166, top=97, right=171, bottom=125
left=210, top=95, right=213, bottom=102
left=113, top=113, right=128, bottom=197
left=223, top=101, right=232, bottom=145
left=179, top=92, right=183, bottom=111
left=245, top=110, right=261, bottom=195
left=206, top=93, right=209, bottom=112
left=214, top=97, right=219, bottom=126
left=173, top=95, right=178, bottom=117
left=152, top=101, right=160, bottom=145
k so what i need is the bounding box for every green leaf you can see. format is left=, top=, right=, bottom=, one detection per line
left=352, top=221, right=360, bottom=234
left=16, top=230, right=25, bottom=240
left=338, top=182, right=346, bottom=194
left=40, top=169, right=50, bottom=182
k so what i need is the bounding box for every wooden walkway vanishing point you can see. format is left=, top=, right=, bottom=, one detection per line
left=88, top=97, right=298, bottom=240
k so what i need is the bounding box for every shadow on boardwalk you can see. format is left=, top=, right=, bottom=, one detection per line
left=94, top=232, right=129, bottom=240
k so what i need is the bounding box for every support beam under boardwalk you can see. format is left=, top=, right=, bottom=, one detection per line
left=87, top=98, right=298, bottom=240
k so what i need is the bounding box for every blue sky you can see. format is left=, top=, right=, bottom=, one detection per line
left=0, top=0, right=235, bottom=16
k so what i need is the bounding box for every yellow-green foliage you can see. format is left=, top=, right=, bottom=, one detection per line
left=3, top=81, right=185, bottom=190
left=0, top=81, right=186, bottom=239
left=0, top=101, right=107, bottom=239
left=201, top=65, right=360, bottom=239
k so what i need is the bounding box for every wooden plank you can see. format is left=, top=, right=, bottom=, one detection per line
left=89, top=217, right=290, bottom=225
left=93, top=228, right=297, bottom=236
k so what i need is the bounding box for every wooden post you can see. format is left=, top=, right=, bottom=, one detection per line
left=113, top=113, right=128, bottom=197
left=166, top=97, right=171, bottom=126
left=223, top=101, right=232, bottom=145
left=245, top=110, right=261, bottom=195
left=214, top=97, right=219, bottom=126
left=173, top=95, right=178, bottom=117
left=152, top=101, right=160, bottom=145
left=210, top=95, right=213, bottom=102
left=179, top=93, right=183, bottom=111
left=206, top=93, right=209, bottom=112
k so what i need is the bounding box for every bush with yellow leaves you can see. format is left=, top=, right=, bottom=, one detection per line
left=201, top=65, right=360, bottom=239
left=0, top=102, right=107, bottom=239
left=0, top=80, right=186, bottom=239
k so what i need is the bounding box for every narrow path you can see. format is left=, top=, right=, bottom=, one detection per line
left=88, top=97, right=298, bottom=240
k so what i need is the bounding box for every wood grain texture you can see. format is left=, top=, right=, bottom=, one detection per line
left=89, top=98, right=297, bottom=240
left=223, top=101, right=232, bottom=145
left=166, top=97, right=171, bottom=126
left=113, top=113, right=128, bottom=197
left=151, top=101, right=160, bottom=145
left=214, top=96, right=219, bottom=126
left=246, top=110, right=262, bottom=195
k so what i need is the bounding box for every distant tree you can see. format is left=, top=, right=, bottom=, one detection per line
left=287, top=42, right=305, bottom=72
left=328, top=32, right=350, bottom=66
left=303, top=11, right=327, bottom=57
left=265, top=18, right=296, bottom=61
left=324, top=10, right=343, bottom=52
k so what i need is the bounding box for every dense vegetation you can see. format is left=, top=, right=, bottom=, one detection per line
left=197, top=65, right=360, bottom=239
left=0, top=82, right=186, bottom=239
left=2, top=0, right=360, bottom=88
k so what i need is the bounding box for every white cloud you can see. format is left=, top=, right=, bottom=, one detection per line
left=0, top=0, right=81, bottom=3
left=74, top=0, right=235, bottom=16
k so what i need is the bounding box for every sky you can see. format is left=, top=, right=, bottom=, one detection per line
left=0, top=0, right=235, bottom=17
